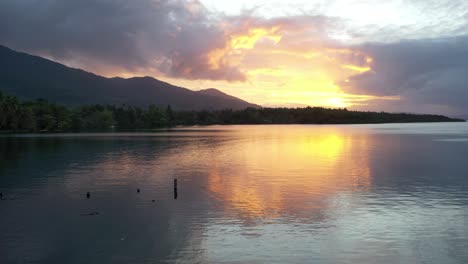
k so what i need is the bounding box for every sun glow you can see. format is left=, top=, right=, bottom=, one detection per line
left=327, top=97, right=347, bottom=108
left=195, top=23, right=386, bottom=108
left=111, top=24, right=391, bottom=109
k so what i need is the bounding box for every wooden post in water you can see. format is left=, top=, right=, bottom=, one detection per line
left=174, top=179, right=178, bottom=200
left=137, top=188, right=140, bottom=193
left=86, top=192, right=90, bottom=199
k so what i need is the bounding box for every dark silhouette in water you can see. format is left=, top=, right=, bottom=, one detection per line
left=86, top=192, right=90, bottom=199
left=0, top=192, right=3, bottom=200
left=81, top=212, right=99, bottom=216
left=137, top=188, right=140, bottom=193
left=152, top=200, right=155, bottom=203
left=174, top=179, right=178, bottom=200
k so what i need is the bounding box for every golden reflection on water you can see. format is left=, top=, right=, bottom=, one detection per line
left=60, top=126, right=372, bottom=220
left=207, top=126, right=371, bottom=219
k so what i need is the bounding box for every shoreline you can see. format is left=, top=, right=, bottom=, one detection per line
left=1, top=121, right=466, bottom=135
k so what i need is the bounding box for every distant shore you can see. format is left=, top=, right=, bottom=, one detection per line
left=0, top=91, right=464, bottom=134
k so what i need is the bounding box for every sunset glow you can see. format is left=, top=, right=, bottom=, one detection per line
left=151, top=22, right=384, bottom=109
left=3, top=0, right=466, bottom=115
left=1, top=1, right=468, bottom=262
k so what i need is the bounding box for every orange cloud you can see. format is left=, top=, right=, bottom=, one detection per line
left=342, top=64, right=371, bottom=73
left=206, top=26, right=282, bottom=70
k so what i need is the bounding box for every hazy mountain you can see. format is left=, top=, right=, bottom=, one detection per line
left=0, top=45, right=259, bottom=110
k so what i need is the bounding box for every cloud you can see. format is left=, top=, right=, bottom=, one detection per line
left=342, top=36, right=468, bottom=115
left=0, top=0, right=348, bottom=83
left=0, top=0, right=246, bottom=81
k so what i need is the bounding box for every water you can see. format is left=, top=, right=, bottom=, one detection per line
left=1, top=123, right=467, bottom=264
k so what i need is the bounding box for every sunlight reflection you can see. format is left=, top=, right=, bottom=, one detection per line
left=207, top=127, right=371, bottom=220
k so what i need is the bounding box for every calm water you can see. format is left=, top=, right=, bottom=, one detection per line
left=1, top=123, right=468, bottom=264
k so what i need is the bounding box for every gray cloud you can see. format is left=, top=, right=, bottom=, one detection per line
left=0, top=0, right=245, bottom=81
left=341, top=36, right=468, bottom=115
left=0, top=0, right=337, bottom=82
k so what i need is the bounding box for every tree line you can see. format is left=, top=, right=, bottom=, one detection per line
left=0, top=91, right=463, bottom=132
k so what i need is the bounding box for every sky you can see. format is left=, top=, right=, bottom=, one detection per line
left=1, top=0, right=468, bottom=116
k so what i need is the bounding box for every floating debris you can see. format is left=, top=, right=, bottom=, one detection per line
left=81, top=212, right=100, bottom=216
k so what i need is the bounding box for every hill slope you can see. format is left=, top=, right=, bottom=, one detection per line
left=0, top=45, right=259, bottom=110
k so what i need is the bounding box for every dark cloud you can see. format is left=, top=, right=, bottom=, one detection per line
left=0, top=0, right=340, bottom=82
left=342, top=36, right=468, bottom=115
left=0, top=0, right=245, bottom=81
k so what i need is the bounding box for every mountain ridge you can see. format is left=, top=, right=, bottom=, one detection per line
left=0, top=45, right=259, bottom=110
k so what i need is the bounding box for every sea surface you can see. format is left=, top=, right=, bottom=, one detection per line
left=1, top=123, right=468, bottom=264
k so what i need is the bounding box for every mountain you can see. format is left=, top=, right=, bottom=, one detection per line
left=0, top=45, right=259, bottom=110
left=197, top=88, right=252, bottom=104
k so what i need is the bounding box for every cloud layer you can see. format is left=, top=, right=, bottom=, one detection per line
left=343, top=37, right=468, bottom=115
left=0, top=0, right=246, bottom=81
left=1, top=0, right=468, bottom=115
